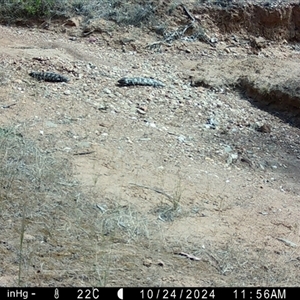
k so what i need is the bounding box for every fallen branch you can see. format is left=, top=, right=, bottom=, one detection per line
left=2, top=103, right=16, bottom=109
left=181, top=4, right=195, bottom=22
left=129, top=183, right=173, bottom=200
left=175, top=252, right=200, bottom=261
left=82, top=29, right=95, bottom=37
left=276, top=237, right=297, bottom=247
left=73, top=151, right=95, bottom=156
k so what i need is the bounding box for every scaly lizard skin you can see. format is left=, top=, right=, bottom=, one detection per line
left=117, top=77, right=164, bottom=87
left=29, top=71, right=69, bottom=83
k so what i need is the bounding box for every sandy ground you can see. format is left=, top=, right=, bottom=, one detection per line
left=0, top=10, right=299, bottom=287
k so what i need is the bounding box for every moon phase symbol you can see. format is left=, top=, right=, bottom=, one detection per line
left=117, top=288, right=123, bottom=300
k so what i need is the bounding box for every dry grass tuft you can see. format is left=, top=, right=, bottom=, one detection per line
left=0, top=127, right=160, bottom=286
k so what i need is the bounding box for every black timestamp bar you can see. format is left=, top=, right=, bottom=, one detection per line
left=0, top=287, right=297, bottom=300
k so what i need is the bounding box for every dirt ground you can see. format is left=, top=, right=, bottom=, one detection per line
left=0, top=2, right=299, bottom=287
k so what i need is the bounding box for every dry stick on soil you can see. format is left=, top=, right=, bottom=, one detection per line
left=129, top=183, right=173, bottom=200
left=2, top=103, right=16, bottom=109
left=18, top=206, right=27, bottom=286
left=147, top=5, right=196, bottom=50
left=175, top=252, right=201, bottom=261
left=276, top=238, right=297, bottom=248
left=181, top=4, right=195, bottom=22
left=82, top=30, right=95, bottom=37
left=73, top=151, right=95, bottom=156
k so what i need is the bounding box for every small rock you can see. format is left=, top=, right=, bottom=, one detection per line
left=137, top=108, right=146, bottom=115
left=250, top=36, right=267, bottom=50
left=210, top=37, right=218, bottom=44
left=137, top=106, right=147, bottom=112
left=64, top=17, right=82, bottom=27
left=257, top=124, right=271, bottom=133
left=157, top=260, right=165, bottom=267
left=24, top=234, right=35, bottom=241
left=143, top=259, right=152, bottom=267
left=177, top=135, right=186, bottom=143
left=103, top=88, right=111, bottom=94
left=64, top=90, right=71, bottom=95
left=231, top=153, right=238, bottom=160
left=206, top=118, right=218, bottom=129
left=224, top=145, right=232, bottom=153
left=89, top=37, right=98, bottom=43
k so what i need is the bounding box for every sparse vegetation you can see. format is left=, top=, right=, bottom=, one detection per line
left=0, top=0, right=71, bottom=18
left=0, top=127, right=82, bottom=285
left=99, top=204, right=151, bottom=241
left=0, top=127, right=160, bottom=286
left=0, top=0, right=157, bottom=26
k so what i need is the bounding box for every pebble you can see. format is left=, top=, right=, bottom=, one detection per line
left=103, top=88, right=111, bottom=94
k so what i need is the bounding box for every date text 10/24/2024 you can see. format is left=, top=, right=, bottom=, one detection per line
left=138, top=288, right=287, bottom=300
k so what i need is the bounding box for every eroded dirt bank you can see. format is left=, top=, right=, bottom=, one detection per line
left=195, top=1, right=300, bottom=42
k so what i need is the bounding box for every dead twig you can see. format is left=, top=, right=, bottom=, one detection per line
left=175, top=252, right=200, bottom=261
left=82, top=30, right=95, bottom=37
left=2, top=103, right=16, bottom=109
left=276, top=237, right=297, bottom=248
left=129, top=183, right=173, bottom=200
left=181, top=4, right=195, bottom=22
left=73, top=151, right=95, bottom=156
left=271, top=222, right=293, bottom=230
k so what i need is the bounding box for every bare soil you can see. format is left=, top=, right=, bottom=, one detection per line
left=0, top=1, right=299, bottom=287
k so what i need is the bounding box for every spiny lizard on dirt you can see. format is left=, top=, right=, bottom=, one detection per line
left=117, top=77, right=165, bottom=87
left=29, top=71, right=69, bottom=83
